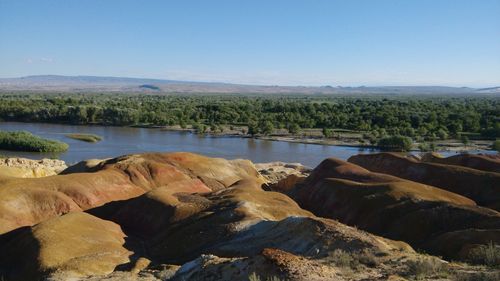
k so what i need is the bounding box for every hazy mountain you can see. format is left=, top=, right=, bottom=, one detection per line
left=0, top=75, right=496, bottom=95
left=476, top=86, right=500, bottom=94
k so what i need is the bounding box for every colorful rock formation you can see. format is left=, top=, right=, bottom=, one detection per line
left=0, top=152, right=264, bottom=234
left=285, top=157, right=500, bottom=260
left=421, top=152, right=500, bottom=173
left=1, top=152, right=498, bottom=280
left=348, top=152, right=500, bottom=211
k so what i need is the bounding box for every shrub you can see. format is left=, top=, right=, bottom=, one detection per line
left=363, top=133, right=378, bottom=145
left=248, top=121, right=259, bottom=136
left=260, top=121, right=274, bottom=135
left=210, top=124, right=218, bottom=132
left=328, top=249, right=362, bottom=269
left=248, top=272, right=284, bottom=281
left=418, top=142, right=437, bottom=152
left=65, top=133, right=102, bottom=143
left=467, top=242, right=500, bottom=267
left=324, top=249, right=385, bottom=270
left=0, top=131, right=68, bottom=152
left=492, top=140, right=500, bottom=152
left=437, top=128, right=448, bottom=140
left=377, top=135, right=413, bottom=151
left=332, top=249, right=353, bottom=267
left=357, top=250, right=379, bottom=267
left=406, top=256, right=448, bottom=279
left=287, top=123, right=300, bottom=134
left=192, top=123, right=207, bottom=134
left=461, top=135, right=470, bottom=146
left=481, top=126, right=500, bottom=139
left=452, top=271, right=500, bottom=281
left=322, top=128, right=335, bottom=138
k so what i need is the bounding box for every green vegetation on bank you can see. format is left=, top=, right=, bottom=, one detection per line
left=418, top=142, right=437, bottom=152
left=492, top=140, right=500, bottom=152
left=0, top=130, right=69, bottom=152
left=377, top=135, right=413, bottom=151
left=0, top=93, right=498, bottom=147
left=65, top=133, right=102, bottom=143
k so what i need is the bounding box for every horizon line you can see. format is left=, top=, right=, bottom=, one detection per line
left=1, top=74, right=499, bottom=89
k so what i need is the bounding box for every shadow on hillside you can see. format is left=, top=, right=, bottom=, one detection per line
left=0, top=226, right=42, bottom=281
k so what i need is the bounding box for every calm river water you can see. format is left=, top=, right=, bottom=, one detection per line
left=0, top=122, right=494, bottom=167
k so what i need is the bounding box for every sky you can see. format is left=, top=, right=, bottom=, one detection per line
left=0, top=0, right=499, bottom=87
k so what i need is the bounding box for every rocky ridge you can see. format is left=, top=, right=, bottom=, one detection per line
left=0, top=157, right=67, bottom=178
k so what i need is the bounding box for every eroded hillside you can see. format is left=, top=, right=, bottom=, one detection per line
left=0, top=152, right=499, bottom=281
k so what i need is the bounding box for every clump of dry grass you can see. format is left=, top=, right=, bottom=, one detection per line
left=330, top=249, right=355, bottom=268
left=467, top=242, right=500, bottom=267
left=357, top=250, right=380, bottom=267
left=248, top=272, right=284, bottom=281
left=452, top=271, right=500, bottom=281
left=406, top=256, right=449, bottom=280
left=325, top=249, right=382, bottom=270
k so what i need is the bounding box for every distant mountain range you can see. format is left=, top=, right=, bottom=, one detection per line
left=0, top=75, right=498, bottom=95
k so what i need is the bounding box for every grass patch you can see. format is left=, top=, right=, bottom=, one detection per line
left=65, top=133, right=102, bottom=143
left=0, top=131, right=68, bottom=153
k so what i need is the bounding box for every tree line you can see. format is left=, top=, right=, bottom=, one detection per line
left=0, top=93, right=498, bottom=142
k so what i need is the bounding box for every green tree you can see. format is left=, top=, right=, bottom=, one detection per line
left=436, top=128, right=448, bottom=140
left=492, top=140, right=500, bottom=152
left=247, top=121, right=259, bottom=136
left=192, top=123, right=206, bottom=133
left=260, top=121, right=274, bottom=135
left=288, top=123, right=300, bottom=135
left=461, top=135, right=470, bottom=146
left=322, top=127, right=334, bottom=138
left=419, top=142, right=437, bottom=152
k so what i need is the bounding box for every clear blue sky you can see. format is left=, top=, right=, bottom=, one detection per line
left=1, top=0, right=499, bottom=86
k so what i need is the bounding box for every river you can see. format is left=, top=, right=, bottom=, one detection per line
left=0, top=122, right=494, bottom=167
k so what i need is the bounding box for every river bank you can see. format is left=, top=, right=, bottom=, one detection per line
left=258, top=135, right=494, bottom=152
left=0, top=122, right=496, bottom=167
left=0, top=122, right=377, bottom=167
left=2, top=121, right=496, bottom=153
left=156, top=124, right=496, bottom=153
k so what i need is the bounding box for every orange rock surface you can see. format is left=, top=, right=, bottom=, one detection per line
left=0, top=152, right=264, bottom=234
left=349, top=152, right=500, bottom=210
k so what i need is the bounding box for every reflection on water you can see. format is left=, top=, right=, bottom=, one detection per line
left=0, top=122, right=494, bottom=167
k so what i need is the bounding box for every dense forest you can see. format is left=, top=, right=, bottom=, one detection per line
left=0, top=93, right=498, bottom=144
